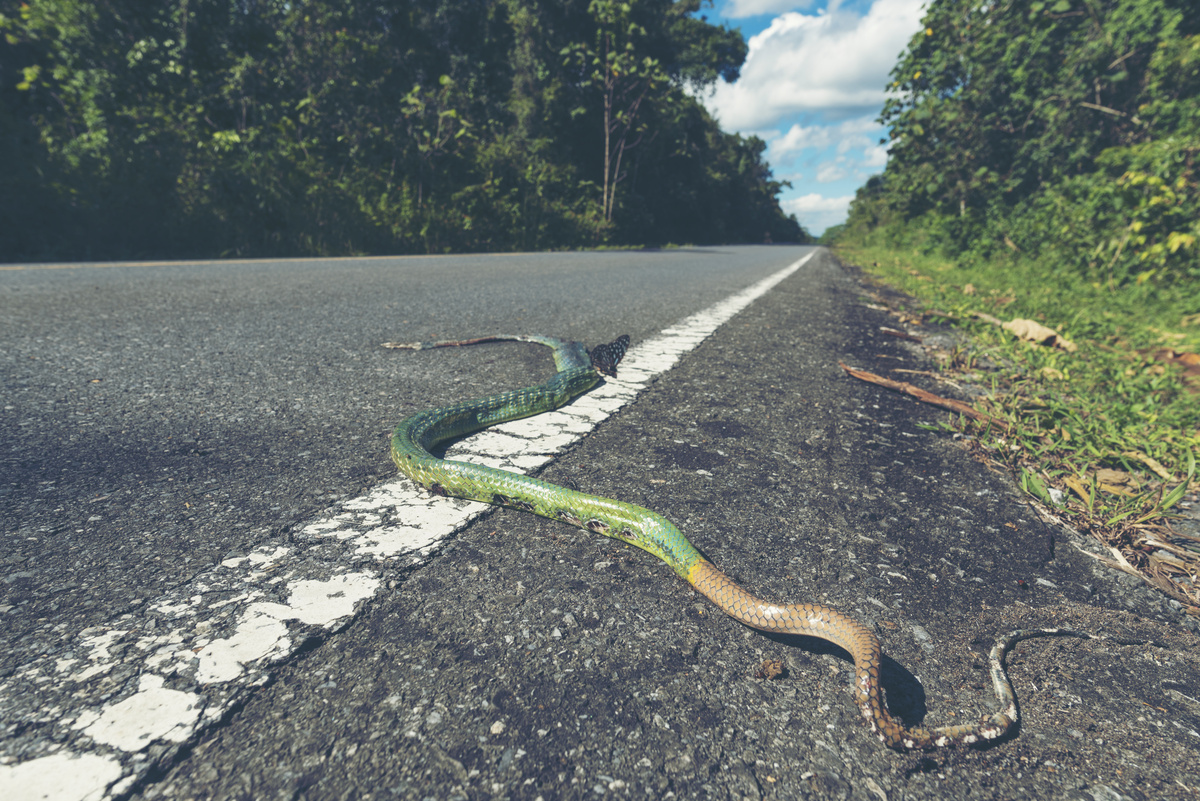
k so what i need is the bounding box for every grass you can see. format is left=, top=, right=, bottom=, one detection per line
left=834, top=241, right=1200, bottom=614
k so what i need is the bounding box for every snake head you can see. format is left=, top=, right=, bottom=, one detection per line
left=589, top=335, right=631, bottom=377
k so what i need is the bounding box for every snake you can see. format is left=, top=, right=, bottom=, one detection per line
left=387, top=333, right=1099, bottom=750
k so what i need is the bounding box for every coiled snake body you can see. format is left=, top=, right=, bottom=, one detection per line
left=388, top=333, right=1093, bottom=750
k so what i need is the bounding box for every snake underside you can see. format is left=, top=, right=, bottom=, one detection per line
left=387, top=333, right=1098, bottom=750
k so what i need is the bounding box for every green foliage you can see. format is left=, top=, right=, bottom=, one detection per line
left=0, top=0, right=802, bottom=261
left=561, top=0, right=670, bottom=222
left=1033, top=136, right=1200, bottom=285
left=664, top=0, right=746, bottom=89
left=846, top=0, right=1199, bottom=288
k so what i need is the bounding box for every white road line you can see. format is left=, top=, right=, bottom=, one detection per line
left=0, top=251, right=815, bottom=800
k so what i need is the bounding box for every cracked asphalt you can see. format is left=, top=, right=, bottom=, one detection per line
left=3, top=247, right=1198, bottom=800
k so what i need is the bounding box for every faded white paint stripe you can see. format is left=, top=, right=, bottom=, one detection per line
left=0, top=753, right=124, bottom=801
left=0, top=250, right=814, bottom=800
left=73, top=675, right=203, bottom=752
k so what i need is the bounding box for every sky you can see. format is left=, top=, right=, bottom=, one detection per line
left=695, top=0, right=927, bottom=235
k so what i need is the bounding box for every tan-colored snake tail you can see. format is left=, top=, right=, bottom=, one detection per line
left=388, top=333, right=1099, bottom=750
left=687, top=560, right=1097, bottom=748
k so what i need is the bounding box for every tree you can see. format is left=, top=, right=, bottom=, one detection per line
left=880, top=0, right=1191, bottom=217
left=562, top=1, right=663, bottom=223
left=853, top=0, right=1199, bottom=283
left=1, top=0, right=798, bottom=260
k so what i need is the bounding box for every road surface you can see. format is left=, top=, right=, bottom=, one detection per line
left=2, top=247, right=1197, bottom=800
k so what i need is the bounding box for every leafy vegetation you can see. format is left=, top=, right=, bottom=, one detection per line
left=845, top=0, right=1199, bottom=287
left=0, top=0, right=805, bottom=261
left=833, top=0, right=1200, bottom=609
left=839, top=242, right=1199, bottom=607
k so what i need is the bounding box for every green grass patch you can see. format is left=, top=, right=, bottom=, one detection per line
left=835, top=241, right=1200, bottom=612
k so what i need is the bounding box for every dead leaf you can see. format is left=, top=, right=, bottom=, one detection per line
left=1095, top=467, right=1140, bottom=496
left=1150, top=349, right=1200, bottom=393
left=1151, top=348, right=1200, bottom=366
left=1062, top=475, right=1092, bottom=505
left=754, top=659, right=787, bottom=680
left=1121, top=450, right=1177, bottom=482
left=1002, top=318, right=1077, bottom=352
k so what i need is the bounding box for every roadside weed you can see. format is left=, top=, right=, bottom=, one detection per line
left=836, top=243, right=1200, bottom=613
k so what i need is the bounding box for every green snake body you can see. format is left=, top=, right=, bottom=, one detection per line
left=388, top=333, right=1096, bottom=750
left=390, top=334, right=701, bottom=575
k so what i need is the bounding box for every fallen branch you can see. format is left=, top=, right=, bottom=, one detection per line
left=839, top=362, right=1009, bottom=429
left=880, top=326, right=923, bottom=343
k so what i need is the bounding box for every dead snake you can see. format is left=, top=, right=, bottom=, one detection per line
left=387, top=333, right=1101, bottom=750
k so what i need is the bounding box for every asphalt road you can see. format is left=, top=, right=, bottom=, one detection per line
left=2, top=247, right=1198, bottom=800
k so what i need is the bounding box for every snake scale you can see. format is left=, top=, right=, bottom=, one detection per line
left=387, top=333, right=1098, bottom=750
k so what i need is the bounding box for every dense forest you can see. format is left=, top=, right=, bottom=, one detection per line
left=0, top=0, right=805, bottom=262
left=839, top=0, right=1199, bottom=288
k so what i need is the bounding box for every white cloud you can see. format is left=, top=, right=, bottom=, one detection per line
left=783, top=193, right=855, bottom=234
left=721, top=0, right=817, bottom=18
left=785, top=193, right=854, bottom=213
left=704, top=0, right=925, bottom=131
left=863, top=143, right=889, bottom=167
left=768, top=114, right=886, bottom=185
left=816, top=163, right=847, bottom=182
left=772, top=114, right=878, bottom=157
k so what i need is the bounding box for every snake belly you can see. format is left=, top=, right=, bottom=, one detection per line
left=388, top=333, right=1054, bottom=750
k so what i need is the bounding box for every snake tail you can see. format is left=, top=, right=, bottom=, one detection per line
left=388, top=333, right=1088, bottom=750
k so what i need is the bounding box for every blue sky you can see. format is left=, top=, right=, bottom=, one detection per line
left=694, top=0, right=927, bottom=235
